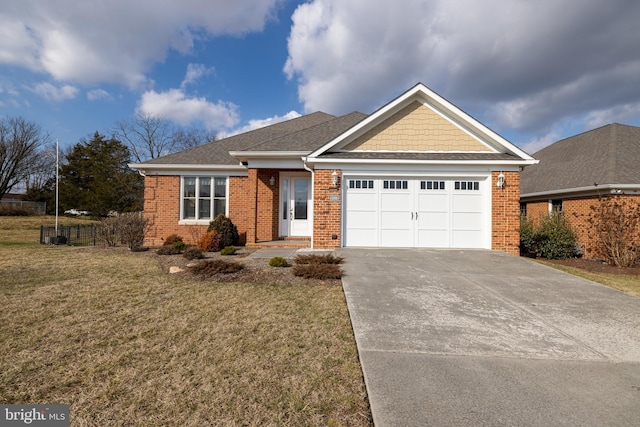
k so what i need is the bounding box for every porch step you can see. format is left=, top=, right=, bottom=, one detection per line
left=247, top=238, right=311, bottom=249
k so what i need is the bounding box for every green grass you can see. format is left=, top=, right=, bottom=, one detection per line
left=0, top=216, right=371, bottom=426
left=536, top=260, right=640, bottom=297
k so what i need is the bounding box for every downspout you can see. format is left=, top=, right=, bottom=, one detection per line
left=302, top=157, right=314, bottom=249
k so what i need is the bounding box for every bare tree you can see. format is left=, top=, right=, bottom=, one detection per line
left=24, top=141, right=59, bottom=192
left=173, top=127, right=217, bottom=151
left=112, top=113, right=216, bottom=163
left=113, top=113, right=176, bottom=163
left=0, top=116, right=49, bottom=198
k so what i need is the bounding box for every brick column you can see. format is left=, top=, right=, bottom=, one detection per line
left=491, top=171, right=520, bottom=255
left=245, top=169, right=258, bottom=245
left=313, top=170, right=342, bottom=249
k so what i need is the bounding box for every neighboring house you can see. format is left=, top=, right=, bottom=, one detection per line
left=130, top=83, right=536, bottom=254
left=520, top=123, right=640, bottom=258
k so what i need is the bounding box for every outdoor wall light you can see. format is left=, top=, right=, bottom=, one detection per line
left=269, top=176, right=275, bottom=186
left=331, top=170, right=339, bottom=186
left=497, top=172, right=505, bottom=188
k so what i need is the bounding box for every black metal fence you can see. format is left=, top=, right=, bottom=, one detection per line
left=40, top=224, right=99, bottom=246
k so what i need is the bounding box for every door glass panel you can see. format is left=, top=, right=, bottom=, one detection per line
left=294, top=179, right=308, bottom=220
left=283, top=179, right=288, bottom=220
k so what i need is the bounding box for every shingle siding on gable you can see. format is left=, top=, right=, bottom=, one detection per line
left=342, top=101, right=489, bottom=152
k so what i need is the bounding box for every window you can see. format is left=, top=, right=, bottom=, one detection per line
left=182, top=176, right=227, bottom=221
left=454, top=181, right=480, bottom=191
left=383, top=180, right=408, bottom=190
left=420, top=181, right=445, bottom=190
left=550, top=199, right=563, bottom=212
left=348, top=179, right=374, bottom=189
left=520, top=202, right=527, bottom=216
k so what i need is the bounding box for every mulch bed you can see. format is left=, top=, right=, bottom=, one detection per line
left=541, top=257, right=640, bottom=276
left=150, top=247, right=342, bottom=286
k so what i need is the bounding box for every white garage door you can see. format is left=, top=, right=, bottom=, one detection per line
left=344, top=177, right=488, bottom=248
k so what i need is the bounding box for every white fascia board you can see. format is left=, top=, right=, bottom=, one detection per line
left=246, top=158, right=307, bottom=169
left=521, top=184, right=640, bottom=200
left=229, top=151, right=309, bottom=162
left=128, top=163, right=248, bottom=176
left=305, top=157, right=537, bottom=167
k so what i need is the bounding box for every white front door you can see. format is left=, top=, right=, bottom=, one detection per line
left=280, top=173, right=312, bottom=237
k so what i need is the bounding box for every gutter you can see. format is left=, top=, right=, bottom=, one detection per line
left=521, top=183, right=640, bottom=200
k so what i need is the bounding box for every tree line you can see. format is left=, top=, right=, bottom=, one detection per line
left=0, top=114, right=215, bottom=216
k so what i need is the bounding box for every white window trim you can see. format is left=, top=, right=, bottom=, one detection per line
left=179, top=176, right=229, bottom=225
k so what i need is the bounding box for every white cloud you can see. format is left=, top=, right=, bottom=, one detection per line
left=137, top=89, right=239, bottom=130
left=285, top=0, right=640, bottom=139
left=181, top=63, right=215, bottom=89
left=87, top=89, right=113, bottom=101
left=0, top=0, right=281, bottom=88
left=223, top=110, right=302, bottom=137
left=33, top=82, right=79, bottom=101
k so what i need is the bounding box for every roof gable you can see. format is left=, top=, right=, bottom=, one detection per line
left=521, top=123, right=640, bottom=197
left=308, top=83, right=535, bottom=163
left=342, top=101, right=490, bottom=152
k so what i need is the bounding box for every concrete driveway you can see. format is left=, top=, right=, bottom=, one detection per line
left=336, top=249, right=640, bottom=427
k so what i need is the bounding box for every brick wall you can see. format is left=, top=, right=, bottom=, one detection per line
left=525, top=194, right=640, bottom=260
left=255, top=169, right=280, bottom=241
left=142, top=174, right=252, bottom=247
left=313, top=169, right=342, bottom=249
left=491, top=171, right=520, bottom=255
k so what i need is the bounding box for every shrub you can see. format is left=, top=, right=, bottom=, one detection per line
left=220, top=246, right=236, bottom=256
left=189, top=259, right=244, bottom=277
left=157, top=245, right=182, bottom=255
left=117, top=212, right=153, bottom=251
left=520, top=212, right=578, bottom=260
left=292, top=264, right=343, bottom=279
left=536, top=212, right=578, bottom=259
left=294, top=253, right=344, bottom=265
left=163, top=234, right=184, bottom=246
left=269, top=256, right=289, bottom=267
left=198, top=231, right=223, bottom=252
left=183, top=247, right=204, bottom=260
left=96, top=216, right=119, bottom=247
left=207, top=215, right=239, bottom=248
left=519, top=215, right=538, bottom=257
left=586, top=196, right=640, bottom=267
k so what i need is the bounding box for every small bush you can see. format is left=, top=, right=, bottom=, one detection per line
left=157, top=245, right=182, bottom=255
left=173, top=241, right=186, bottom=252
left=269, top=256, right=289, bottom=267
left=198, top=231, right=223, bottom=252
left=163, top=234, right=184, bottom=246
left=220, top=246, right=236, bottom=256
left=96, top=217, right=119, bottom=247
left=189, top=259, right=244, bottom=277
left=294, top=253, right=344, bottom=265
left=207, top=215, right=239, bottom=248
left=117, top=212, right=153, bottom=251
left=520, top=212, right=578, bottom=260
left=183, top=247, right=204, bottom=260
left=292, top=263, right=343, bottom=279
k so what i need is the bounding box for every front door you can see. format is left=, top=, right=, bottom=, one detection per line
left=280, top=173, right=312, bottom=237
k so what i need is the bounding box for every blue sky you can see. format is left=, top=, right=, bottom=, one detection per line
left=2, top=0, right=640, bottom=154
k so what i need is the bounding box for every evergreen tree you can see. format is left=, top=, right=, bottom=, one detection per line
left=59, top=132, right=142, bottom=216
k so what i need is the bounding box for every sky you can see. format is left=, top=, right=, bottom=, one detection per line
left=1, top=0, right=640, bottom=155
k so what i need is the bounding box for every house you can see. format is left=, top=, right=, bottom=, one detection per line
left=130, top=83, right=537, bottom=254
left=520, top=123, right=640, bottom=257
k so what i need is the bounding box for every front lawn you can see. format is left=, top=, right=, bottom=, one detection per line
left=0, top=216, right=371, bottom=426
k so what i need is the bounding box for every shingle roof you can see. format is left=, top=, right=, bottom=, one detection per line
left=138, top=112, right=337, bottom=166
left=242, top=112, right=367, bottom=152
left=520, top=123, right=640, bottom=195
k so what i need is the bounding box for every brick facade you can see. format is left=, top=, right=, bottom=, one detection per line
left=524, top=195, right=640, bottom=260
left=313, top=169, right=342, bottom=249
left=491, top=171, right=521, bottom=255
left=143, top=169, right=523, bottom=254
